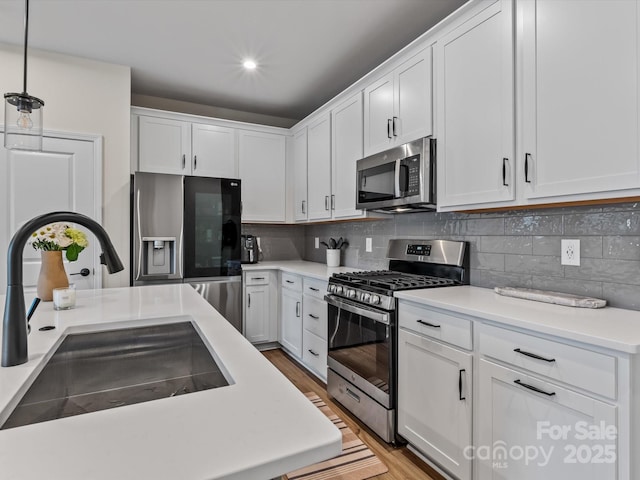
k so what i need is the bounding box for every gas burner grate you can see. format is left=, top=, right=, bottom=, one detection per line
left=333, top=270, right=457, bottom=292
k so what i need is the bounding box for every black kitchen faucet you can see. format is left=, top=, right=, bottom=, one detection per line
left=2, top=211, right=124, bottom=367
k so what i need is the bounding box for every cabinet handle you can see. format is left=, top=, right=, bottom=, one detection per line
left=308, top=349, right=319, bottom=357
left=502, top=158, right=509, bottom=186
left=302, top=200, right=306, bottom=214
left=387, top=119, right=392, bottom=139
left=309, top=287, right=319, bottom=292
left=514, top=348, right=556, bottom=363
left=331, top=194, right=335, bottom=210
left=325, top=196, right=329, bottom=210
left=524, top=153, right=532, bottom=183
left=181, top=154, right=186, bottom=170
left=392, top=116, right=398, bottom=137
left=308, top=313, right=319, bottom=319
left=193, top=155, right=197, bottom=170
left=346, top=388, right=361, bottom=403
left=247, top=293, right=251, bottom=308
left=286, top=280, right=294, bottom=284
left=417, top=319, right=441, bottom=328
left=296, top=301, right=301, bottom=317
left=514, top=379, right=556, bottom=397
left=459, top=369, right=466, bottom=401
left=252, top=277, right=265, bottom=280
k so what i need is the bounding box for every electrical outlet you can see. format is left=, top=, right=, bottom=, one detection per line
left=366, top=237, right=373, bottom=253
left=561, top=239, right=580, bottom=266
left=315, top=237, right=319, bottom=249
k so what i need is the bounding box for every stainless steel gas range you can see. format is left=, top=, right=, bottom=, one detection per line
left=325, top=239, right=469, bottom=443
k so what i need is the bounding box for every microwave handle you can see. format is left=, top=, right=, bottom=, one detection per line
left=394, top=158, right=401, bottom=198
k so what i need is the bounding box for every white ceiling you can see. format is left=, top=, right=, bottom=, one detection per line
left=0, top=0, right=467, bottom=122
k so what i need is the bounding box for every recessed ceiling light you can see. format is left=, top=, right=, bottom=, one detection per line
left=243, top=59, right=257, bottom=70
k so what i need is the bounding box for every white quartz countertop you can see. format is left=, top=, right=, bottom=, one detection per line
left=0, top=285, right=342, bottom=480
left=395, top=286, right=640, bottom=354
left=242, top=260, right=360, bottom=280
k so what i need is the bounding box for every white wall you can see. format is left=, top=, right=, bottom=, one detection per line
left=0, top=44, right=131, bottom=288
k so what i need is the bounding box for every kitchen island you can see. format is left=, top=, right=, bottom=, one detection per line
left=0, top=284, right=342, bottom=480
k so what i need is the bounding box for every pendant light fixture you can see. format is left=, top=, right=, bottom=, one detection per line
left=4, top=0, right=44, bottom=151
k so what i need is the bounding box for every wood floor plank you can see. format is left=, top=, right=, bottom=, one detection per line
left=263, top=349, right=445, bottom=480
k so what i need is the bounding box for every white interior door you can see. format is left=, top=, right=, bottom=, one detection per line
left=0, top=134, right=102, bottom=296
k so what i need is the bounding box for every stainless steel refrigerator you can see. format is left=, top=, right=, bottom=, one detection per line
left=131, top=172, right=242, bottom=331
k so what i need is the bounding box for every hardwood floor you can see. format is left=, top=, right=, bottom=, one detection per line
left=263, top=348, right=444, bottom=480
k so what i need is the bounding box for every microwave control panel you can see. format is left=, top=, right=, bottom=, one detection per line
left=407, top=244, right=432, bottom=256
left=402, top=155, right=421, bottom=195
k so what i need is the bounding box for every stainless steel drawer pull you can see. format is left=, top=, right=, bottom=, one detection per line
left=252, top=277, right=265, bottom=280
left=309, top=287, right=319, bottom=292
left=308, top=349, right=319, bottom=357
left=514, top=379, right=556, bottom=397
left=417, top=319, right=441, bottom=328
left=514, top=348, right=556, bottom=363
left=295, top=301, right=300, bottom=317
left=308, top=314, right=319, bottom=319
left=286, top=280, right=294, bottom=284
left=346, top=388, right=361, bottom=403
left=247, top=293, right=251, bottom=308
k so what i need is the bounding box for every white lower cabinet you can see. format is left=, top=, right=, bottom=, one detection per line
left=477, top=359, right=617, bottom=480
left=398, top=327, right=472, bottom=480
left=243, top=270, right=277, bottom=344
left=280, top=274, right=303, bottom=358
left=301, top=277, right=329, bottom=381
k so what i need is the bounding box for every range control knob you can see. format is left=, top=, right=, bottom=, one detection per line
left=362, top=293, right=371, bottom=303
left=328, top=284, right=336, bottom=293
left=335, top=286, right=343, bottom=295
left=370, top=295, right=381, bottom=305
left=347, top=289, right=357, bottom=299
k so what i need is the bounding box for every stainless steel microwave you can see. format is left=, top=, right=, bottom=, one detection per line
left=356, top=137, right=435, bottom=213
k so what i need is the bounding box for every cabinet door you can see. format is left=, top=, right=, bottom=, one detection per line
left=293, top=128, right=308, bottom=221
left=191, top=123, right=236, bottom=178
left=238, top=130, right=286, bottom=222
left=280, top=287, right=303, bottom=358
left=398, top=329, right=472, bottom=480
left=364, top=71, right=395, bottom=156
left=307, top=114, right=332, bottom=220
left=138, top=116, right=191, bottom=175
left=436, top=0, right=515, bottom=208
left=331, top=92, right=364, bottom=219
left=477, top=359, right=617, bottom=479
left=521, top=0, right=640, bottom=200
left=244, top=285, right=271, bottom=343
left=394, top=47, right=432, bottom=145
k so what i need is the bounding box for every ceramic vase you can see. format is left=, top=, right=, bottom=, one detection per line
left=37, top=251, right=69, bottom=301
left=326, top=249, right=340, bottom=267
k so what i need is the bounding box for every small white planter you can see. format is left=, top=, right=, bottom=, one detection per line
left=326, top=249, right=340, bottom=267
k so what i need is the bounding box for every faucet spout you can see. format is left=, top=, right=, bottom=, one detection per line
left=2, top=211, right=124, bottom=367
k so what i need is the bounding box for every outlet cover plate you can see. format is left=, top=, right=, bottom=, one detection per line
left=366, top=238, right=373, bottom=253
left=561, top=239, right=580, bottom=266
left=315, top=237, right=319, bottom=249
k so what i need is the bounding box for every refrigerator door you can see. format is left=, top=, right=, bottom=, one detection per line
left=184, top=177, right=242, bottom=278
left=188, top=277, right=242, bottom=332
left=133, top=173, right=184, bottom=283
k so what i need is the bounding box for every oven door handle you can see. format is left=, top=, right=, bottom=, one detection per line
left=325, top=295, right=390, bottom=325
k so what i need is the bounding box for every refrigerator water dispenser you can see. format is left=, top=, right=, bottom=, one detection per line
left=142, top=237, right=176, bottom=276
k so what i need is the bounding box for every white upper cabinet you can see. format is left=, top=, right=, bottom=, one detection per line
left=307, top=113, right=332, bottom=221
left=138, top=116, right=191, bottom=175
left=238, top=130, right=286, bottom=222
left=436, top=0, right=515, bottom=209
left=138, top=115, right=237, bottom=178
left=364, top=47, right=433, bottom=156
left=292, top=128, right=308, bottom=221
left=191, top=123, right=236, bottom=178
left=331, top=92, right=364, bottom=219
left=519, top=0, right=640, bottom=202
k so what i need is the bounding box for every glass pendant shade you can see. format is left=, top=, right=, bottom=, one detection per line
left=4, top=92, right=44, bottom=151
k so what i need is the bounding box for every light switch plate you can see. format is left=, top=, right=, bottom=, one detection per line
left=366, top=238, right=373, bottom=252
left=561, top=239, right=580, bottom=266
left=315, top=237, right=319, bottom=249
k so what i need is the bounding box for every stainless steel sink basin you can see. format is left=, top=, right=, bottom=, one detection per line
left=1, top=321, right=230, bottom=430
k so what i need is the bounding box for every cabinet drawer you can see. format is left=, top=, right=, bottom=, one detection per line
left=479, top=323, right=616, bottom=399
left=303, top=277, right=328, bottom=300
left=281, top=272, right=302, bottom=292
left=244, top=271, right=271, bottom=286
left=303, top=296, right=327, bottom=340
left=303, top=330, right=327, bottom=380
left=398, top=301, right=473, bottom=350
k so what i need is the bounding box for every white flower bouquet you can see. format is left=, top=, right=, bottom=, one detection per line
left=30, top=223, right=89, bottom=261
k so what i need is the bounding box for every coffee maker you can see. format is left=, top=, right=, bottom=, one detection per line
left=241, top=235, right=259, bottom=264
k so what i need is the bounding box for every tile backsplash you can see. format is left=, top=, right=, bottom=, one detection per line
left=245, top=201, right=640, bottom=311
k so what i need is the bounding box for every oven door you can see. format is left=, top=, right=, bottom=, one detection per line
left=326, top=294, right=394, bottom=408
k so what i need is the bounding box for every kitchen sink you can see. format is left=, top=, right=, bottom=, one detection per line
left=1, top=321, right=230, bottom=430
